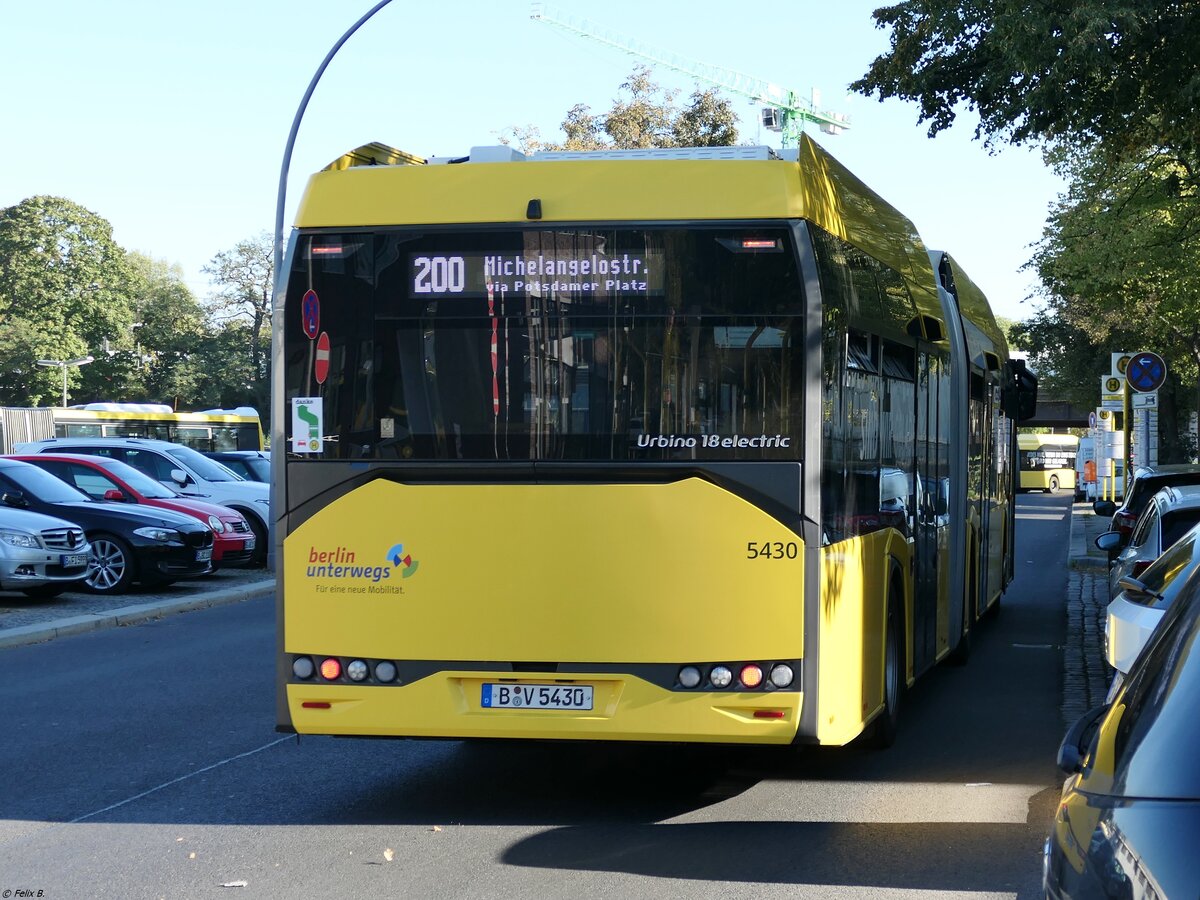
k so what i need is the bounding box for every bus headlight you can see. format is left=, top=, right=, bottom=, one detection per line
left=678, top=666, right=702, bottom=688
left=292, top=657, right=315, bottom=679
left=346, top=660, right=369, bottom=682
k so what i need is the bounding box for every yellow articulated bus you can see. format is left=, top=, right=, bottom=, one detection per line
left=0, top=403, right=265, bottom=453
left=272, top=137, right=1036, bottom=748
left=1017, top=432, right=1078, bottom=494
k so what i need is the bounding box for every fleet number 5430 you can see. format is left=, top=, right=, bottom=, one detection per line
left=746, top=541, right=798, bottom=559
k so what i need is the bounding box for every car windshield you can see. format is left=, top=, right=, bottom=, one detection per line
left=1, top=462, right=91, bottom=504
left=241, top=457, right=269, bottom=481
left=1140, top=524, right=1200, bottom=605
left=165, top=445, right=244, bottom=482
left=96, top=459, right=178, bottom=499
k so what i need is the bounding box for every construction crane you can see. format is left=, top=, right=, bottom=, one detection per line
left=529, top=3, right=849, bottom=147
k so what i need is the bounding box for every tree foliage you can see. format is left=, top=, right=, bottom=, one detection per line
left=503, top=66, right=739, bottom=152
left=0, top=196, right=136, bottom=405
left=201, top=232, right=274, bottom=413
left=1022, top=143, right=1200, bottom=459
left=851, top=0, right=1200, bottom=163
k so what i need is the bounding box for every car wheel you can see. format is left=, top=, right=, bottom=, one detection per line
left=21, top=584, right=68, bottom=600
left=85, top=534, right=136, bottom=594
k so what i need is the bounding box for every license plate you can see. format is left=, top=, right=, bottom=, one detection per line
left=481, top=683, right=593, bottom=711
left=196, top=548, right=212, bottom=562
left=60, top=553, right=89, bottom=567
left=244, top=537, right=256, bottom=550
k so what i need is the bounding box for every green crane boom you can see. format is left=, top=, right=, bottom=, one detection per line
left=529, top=3, right=849, bottom=147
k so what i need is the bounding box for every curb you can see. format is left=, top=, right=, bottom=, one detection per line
left=0, top=580, right=275, bottom=650
left=1067, top=503, right=1109, bottom=573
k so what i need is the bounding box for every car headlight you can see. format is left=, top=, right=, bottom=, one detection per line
left=133, top=526, right=183, bottom=543
left=207, top=515, right=226, bottom=533
left=0, top=530, right=41, bottom=549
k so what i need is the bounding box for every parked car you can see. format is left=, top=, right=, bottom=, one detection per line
left=1096, top=484, right=1200, bottom=598
left=12, top=454, right=256, bottom=569
left=1103, top=521, right=1200, bottom=698
left=15, top=437, right=269, bottom=565
left=204, top=450, right=269, bottom=483
left=0, top=506, right=91, bottom=599
left=0, top=458, right=213, bottom=594
left=1093, top=463, right=1200, bottom=546
left=1045, top=558, right=1200, bottom=898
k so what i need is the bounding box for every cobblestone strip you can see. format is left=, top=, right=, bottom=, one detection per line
left=1062, top=569, right=1113, bottom=726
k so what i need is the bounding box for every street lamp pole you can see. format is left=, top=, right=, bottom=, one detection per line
left=36, top=355, right=94, bottom=407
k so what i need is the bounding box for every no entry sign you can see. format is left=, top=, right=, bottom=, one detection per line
left=314, top=331, right=330, bottom=384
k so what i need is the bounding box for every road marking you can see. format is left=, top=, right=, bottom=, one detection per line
left=67, top=736, right=292, bottom=824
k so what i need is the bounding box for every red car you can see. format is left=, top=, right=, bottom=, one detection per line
left=11, top=454, right=256, bottom=569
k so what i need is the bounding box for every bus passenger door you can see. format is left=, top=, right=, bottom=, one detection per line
left=911, top=352, right=941, bottom=673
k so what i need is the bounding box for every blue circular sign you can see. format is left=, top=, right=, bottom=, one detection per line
left=1127, top=351, right=1166, bottom=393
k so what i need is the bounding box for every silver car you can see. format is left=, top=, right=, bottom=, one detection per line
left=0, top=505, right=91, bottom=599
left=1098, top=483, right=1200, bottom=599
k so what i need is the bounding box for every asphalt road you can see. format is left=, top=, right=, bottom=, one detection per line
left=0, top=493, right=1073, bottom=899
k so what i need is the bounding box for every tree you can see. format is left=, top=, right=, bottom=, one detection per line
left=502, top=66, right=740, bottom=152
left=1022, top=143, right=1200, bottom=461
left=202, top=233, right=273, bottom=413
left=850, top=0, right=1200, bottom=164
left=0, top=196, right=136, bottom=405
left=77, top=253, right=212, bottom=408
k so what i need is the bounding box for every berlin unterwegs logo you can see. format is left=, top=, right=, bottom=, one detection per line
left=386, top=543, right=420, bottom=578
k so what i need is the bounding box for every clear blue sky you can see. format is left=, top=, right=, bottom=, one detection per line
left=1, top=0, right=1063, bottom=322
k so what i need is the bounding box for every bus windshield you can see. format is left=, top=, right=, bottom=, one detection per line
left=283, top=227, right=806, bottom=462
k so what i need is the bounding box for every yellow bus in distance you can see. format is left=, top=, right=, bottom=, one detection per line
left=1017, top=432, right=1078, bottom=493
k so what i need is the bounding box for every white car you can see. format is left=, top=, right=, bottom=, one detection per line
left=15, top=437, right=270, bottom=565
left=1105, top=520, right=1200, bottom=699
left=0, top=505, right=91, bottom=598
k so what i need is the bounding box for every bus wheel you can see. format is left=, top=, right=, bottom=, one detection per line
left=1047, top=476, right=1059, bottom=494
left=867, top=589, right=904, bottom=748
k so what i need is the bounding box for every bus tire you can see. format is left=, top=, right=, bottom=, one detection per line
left=1047, top=475, right=1059, bottom=494
left=867, top=584, right=904, bottom=749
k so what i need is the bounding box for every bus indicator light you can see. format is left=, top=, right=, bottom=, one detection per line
left=739, top=664, right=764, bottom=689
left=319, top=658, right=342, bottom=680
left=678, top=666, right=702, bottom=688
left=374, top=661, right=398, bottom=683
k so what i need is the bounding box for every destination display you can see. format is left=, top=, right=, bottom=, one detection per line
left=409, top=251, right=664, bottom=297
